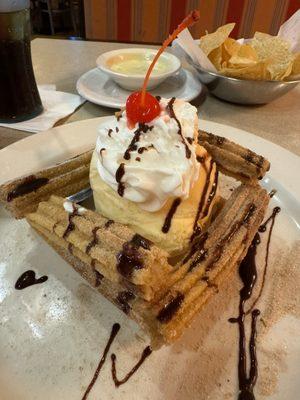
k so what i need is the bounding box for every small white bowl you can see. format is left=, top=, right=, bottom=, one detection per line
left=96, top=48, right=181, bottom=91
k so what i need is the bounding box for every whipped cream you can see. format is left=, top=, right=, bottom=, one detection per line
left=95, top=98, right=200, bottom=212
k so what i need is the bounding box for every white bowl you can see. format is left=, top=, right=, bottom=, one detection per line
left=96, top=48, right=181, bottom=91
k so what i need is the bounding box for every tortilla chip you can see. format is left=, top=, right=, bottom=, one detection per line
left=251, top=34, right=293, bottom=80
left=208, top=46, right=223, bottom=69
left=199, top=23, right=235, bottom=56
left=290, top=52, right=300, bottom=78
left=220, top=62, right=268, bottom=80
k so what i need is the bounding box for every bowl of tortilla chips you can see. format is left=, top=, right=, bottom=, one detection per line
left=192, top=23, right=300, bottom=104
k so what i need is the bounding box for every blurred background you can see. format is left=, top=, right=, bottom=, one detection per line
left=31, top=0, right=299, bottom=42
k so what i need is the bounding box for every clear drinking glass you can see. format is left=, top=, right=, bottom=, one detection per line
left=0, top=0, right=43, bottom=123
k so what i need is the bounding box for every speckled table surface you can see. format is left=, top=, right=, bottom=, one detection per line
left=1, top=38, right=299, bottom=156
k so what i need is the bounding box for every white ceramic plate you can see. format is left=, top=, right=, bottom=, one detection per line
left=76, top=68, right=203, bottom=108
left=0, top=118, right=299, bottom=400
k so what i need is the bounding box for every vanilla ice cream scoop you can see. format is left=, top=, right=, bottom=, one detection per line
left=90, top=97, right=219, bottom=256
left=95, top=98, right=199, bottom=211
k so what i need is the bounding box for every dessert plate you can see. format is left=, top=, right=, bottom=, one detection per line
left=76, top=67, right=203, bottom=108
left=0, top=118, right=299, bottom=400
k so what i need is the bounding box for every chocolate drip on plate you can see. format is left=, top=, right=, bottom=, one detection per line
left=258, top=206, right=280, bottom=233
left=111, top=346, right=152, bottom=387
left=116, top=290, right=135, bottom=314
left=108, top=129, right=113, bottom=137
left=246, top=207, right=281, bottom=314
left=116, top=234, right=151, bottom=278
left=81, top=323, right=120, bottom=400
left=162, top=198, right=181, bottom=233
left=15, top=270, right=48, bottom=290
left=166, top=97, right=191, bottom=159
left=268, top=189, right=277, bottom=198
left=157, top=292, right=185, bottom=323
left=229, top=233, right=261, bottom=400
left=7, top=175, right=49, bottom=202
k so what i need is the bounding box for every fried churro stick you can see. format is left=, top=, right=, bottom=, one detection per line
left=26, top=184, right=269, bottom=348
left=0, top=151, right=92, bottom=219
left=198, top=130, right=270, bottom=182
left=27, top=195, right=171, bottom=301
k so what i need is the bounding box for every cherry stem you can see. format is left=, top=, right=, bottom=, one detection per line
left=140, top=10, right=200, bottom=107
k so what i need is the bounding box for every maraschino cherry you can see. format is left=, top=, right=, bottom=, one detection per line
left=126, top=10, right=200, bottom=126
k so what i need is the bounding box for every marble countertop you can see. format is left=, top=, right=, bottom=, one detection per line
left=0, top=38, right=299, bottom=156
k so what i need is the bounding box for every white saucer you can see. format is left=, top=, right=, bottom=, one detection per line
left=76, top=67, right=203, bottom=108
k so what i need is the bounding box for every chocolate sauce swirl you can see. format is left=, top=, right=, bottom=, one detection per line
left=15, top=270, right=48, bottom=290
left=7, top=175, right=49, bottom=202
left=166, top=97, right=191, bottom=159
left=81, top=323, right=120, bottom=400
left=162, top=198, right=181, bottom=233
left=111, top=346, right=152, bottom=387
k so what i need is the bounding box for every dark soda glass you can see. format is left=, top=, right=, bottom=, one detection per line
left=0, top=8, right=43, bottom=123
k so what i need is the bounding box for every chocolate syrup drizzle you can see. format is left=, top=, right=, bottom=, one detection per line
left=81, top=323, right=120, bottom=400
left=15, top=270, right=48, bottom=290
left=63, top=203, right=80, bottom=239
left=111, top=346, right=152, bottom=387
left=104, top=219, right=114, bottom=229
left=7, top=175, right=49, bottom=202
left=116, top=290, right=135, bottom=314
left=115, top=163, right=125, bottom=197
left=94, top=270, right=103, bottom=287
left=186, top=203, right=256, bottom=275
left=115, top=124, right=153, bottom=197
left=117, top=234, right=151, bottom=278
left=268, top=189, right=277, bottom=198
left=162, top=198, right=181, bottom=233
left=246, top=207, right=281, bottom=314
left=124, top=123, right=152, bottom=160
left=157, top=292, right=185, bottom=323
left=86, top=227, right=100, bottom=255
left=229, top=233, right=261, bottom=400
left=166, top=97, right=191, bottom=159
left=190, top=160, right=215, bottom=243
